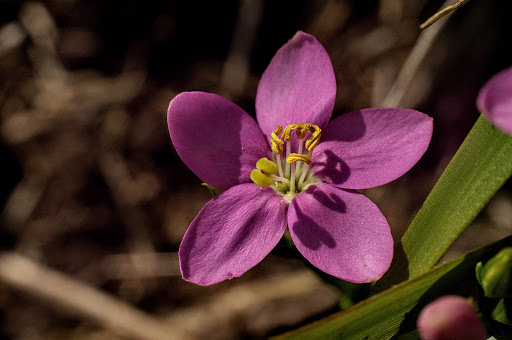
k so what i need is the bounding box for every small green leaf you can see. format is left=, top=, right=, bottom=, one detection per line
left=201, top=183, right=223, bottom=197
left=492, top=298, right=512, bottom=325
left=476, top=261, right=483, bottom=284
left=375, top=116, right=512, bottom=292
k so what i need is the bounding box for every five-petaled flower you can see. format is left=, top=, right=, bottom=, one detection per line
left=477, top=65, right=512, bottom=135
left=167, top=31, right=433, bottom=286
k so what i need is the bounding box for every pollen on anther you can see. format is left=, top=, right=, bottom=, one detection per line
left=270, top=125, right=284, bottom=154
left=282, top=124, right=301, bottom=141
left=256, top=157, right=278, bottom=174
left=287, top=153, right=312, bottom=165
left=251, top=169, right=272, bottom=187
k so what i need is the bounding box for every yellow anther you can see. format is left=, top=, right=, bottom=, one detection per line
left=271, top=123, right=322, bottom=153
left=286, top=153, right=312, bottom=165
left=250, top=169, right=272, bottom=187
left=282, top=124, right=300, bottom=141
left=305, top=125, right=321, bottom=151
left=256, top=158, right=278, bottom=175
left=295, top=122, right=313, bottom=139
left=270, top=125, right=284, bottom=154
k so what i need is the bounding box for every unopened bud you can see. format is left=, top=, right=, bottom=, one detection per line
left=417, top=295, right=487, bottom=340
left=476, top=247, right=512, bottom=298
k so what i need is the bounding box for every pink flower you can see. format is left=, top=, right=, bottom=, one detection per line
left=167, top=31, right=433, bottom=286
left=417, top=295, right=487, bottom=340
left=477, top=66, right=512, bottom=135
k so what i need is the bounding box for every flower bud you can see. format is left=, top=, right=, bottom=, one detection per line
left=417, top=295, right=487, bottom=340
left=476, top=65, right=512, bottom=135
left=476, top=247, right=512, bottom=298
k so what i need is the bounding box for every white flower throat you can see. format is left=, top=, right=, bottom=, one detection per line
left=251, top=122, right=322, bottom=202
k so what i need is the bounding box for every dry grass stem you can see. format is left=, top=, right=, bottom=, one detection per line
left=382, top=0, right=455, bottom=107
left=420, top=0, right=471, bottom=29
left=0, top=252, right=185, bottom=340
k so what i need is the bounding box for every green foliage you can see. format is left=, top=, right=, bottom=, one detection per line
left=476, top=247, right=512, bottom=298
left=492, top=298, right=512, bottom=325
left=275, top=236, right=512, bottom=339
left=276, top=115, right=512, bottom=338
left=376, top=116, right=512, bottom=292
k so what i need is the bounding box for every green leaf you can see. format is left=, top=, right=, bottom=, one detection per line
left=492, top=298, right=512, bottom=325
left=375, top=116, right=512, bottom=292
left=201, top=183, right=223, bottom=197
left=475, top=261, right=484, bottom=284
left=274, top=236, right=512, bottom=340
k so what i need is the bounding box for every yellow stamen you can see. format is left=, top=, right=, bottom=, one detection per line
left=256, top=157, right=278, bottom=174
left=305, top=125, right=321, bottom=151
left=259, top=122, right=323, bottom=193
left=282, top=124, right=301, bottom=141
left=250, top=169, right=272, bottom=187
left=270, top=125, right=284, bottom=154
left=279, top=123, right=321, bottom=151
left=286, top=153, right=312, bottom=165
left=295, top=123, right=313, bottom=139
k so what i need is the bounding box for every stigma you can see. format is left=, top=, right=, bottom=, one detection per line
left=251, top=122, right=322, bottom=201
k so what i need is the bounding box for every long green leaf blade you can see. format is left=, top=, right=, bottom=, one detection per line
left=375, top=116, right=512, bottom=291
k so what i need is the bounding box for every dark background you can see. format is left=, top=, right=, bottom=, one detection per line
left=1, top=0, right=512, bottom=338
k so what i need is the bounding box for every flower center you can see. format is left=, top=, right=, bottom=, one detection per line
left=251, top=122, right=322, bottom=201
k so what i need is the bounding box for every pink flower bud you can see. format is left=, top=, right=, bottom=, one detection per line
left=477, top=66, right=512, bottom=135
left=417, top=295, right=487, bottom=340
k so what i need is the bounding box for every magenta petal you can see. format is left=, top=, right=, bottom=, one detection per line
left=168, top=92, right=270, bottom=189
left=477, top=66, right=512, bottom=135
left=256, top=31, right=336, bottom=139
left=179, top=183, right=288, bottom=286
left=312, top=108, right=433, bottom=189
left=288, top=183, right=393, bottom=283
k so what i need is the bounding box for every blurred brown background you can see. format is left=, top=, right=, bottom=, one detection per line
left=1, top=0, right=512, bottom=339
